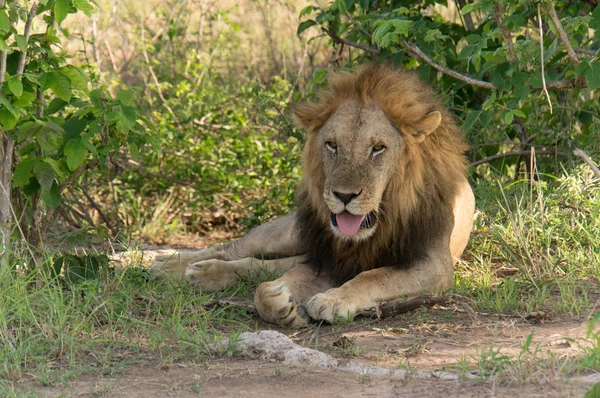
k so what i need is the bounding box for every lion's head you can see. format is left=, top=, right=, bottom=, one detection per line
left=293, top=63, right=468, bottom=283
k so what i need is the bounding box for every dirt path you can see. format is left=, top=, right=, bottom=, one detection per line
left=22, top=312, right=599, bottom=397
left=28, top=358, right=589, bottom=398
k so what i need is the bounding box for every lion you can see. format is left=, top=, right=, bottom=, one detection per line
left=151, top=63, right=475, bottom=328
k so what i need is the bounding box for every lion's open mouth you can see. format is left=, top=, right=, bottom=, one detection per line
left=330, top=211, right=376, bottom=236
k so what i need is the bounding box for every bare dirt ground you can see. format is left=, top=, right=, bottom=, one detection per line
left=22, top=308, right=599, bottom=397
left=28, top=358, right=589, bottom=398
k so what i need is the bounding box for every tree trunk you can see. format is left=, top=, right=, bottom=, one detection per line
left=0, top=133, right=14, bottom=256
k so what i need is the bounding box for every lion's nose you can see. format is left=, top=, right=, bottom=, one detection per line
left=333, top=191, right=360, bottom=205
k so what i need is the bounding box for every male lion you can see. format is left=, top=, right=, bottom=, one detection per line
left=152, top=63, right=475, bottom=328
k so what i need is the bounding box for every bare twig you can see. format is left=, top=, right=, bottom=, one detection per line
left=141, top=27, right=179, bottom=122
left=16, top=2, right=39, bottom=75
left=59, top=160, right=99, bottom=192
left=81, top=188, right=117, bottom=237
left=401, top=41, right=497, bottom=90
left=494, top=3, right=516, bottom=62
left=573, top=147, right=600, bottom=179
left=538, top=3, right=553, bottom=113
left=193, top=118, right=233, bottom=131
left=547, top=2, right=580, bottom=66
left=0, top=51, right=7, bottom=86
left=470, top=149, right=568, bottom=167
left=359, top=294, right=466, bottom=319
left=322, top=27, right=381, bottom=55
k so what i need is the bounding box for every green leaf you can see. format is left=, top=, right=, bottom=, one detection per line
left=15, top=35, right=27, bottom=51
left=512, top=109, right=526, bottom=118
left=116, top=90, right=134, bottom=106
left=120, top=104, right=138, bottom=124
left=64, top=139, right=88, bottom=171
left=462, top=111, right=480, bottom=132
left=297, top=19, right=317, bottom=36
left=335, top=0, right=347, bottom=14
left=0, top=96, right=16, bottom=116
left=13, top=158, right=36, bottom=187
left=73, top=0, right=94, bottom=16
left=7, top=76, right=23, bottom=98
left=591, top=5, right=600, bottom=31
left=41, top=71, right=72, bottom=102
left=504, top=110, right=514, bottom=124
left=0, top=10, right=10, bottom=32
left=461, top=3, right=475, bottom=15
left=43, top=158, right=67, bottom=179
left=585, top=61, right=600, bottom=91
left=55, top=0, right=71, bottom=26
left=12, top=91, right=35, bottom=107
left=59, top=66, right=89, bottom=92
left=0, top=108, right=18, bottom=130
left=33, top=161, right=56, bottom=191
left=40, top=181, right=61, bottom=209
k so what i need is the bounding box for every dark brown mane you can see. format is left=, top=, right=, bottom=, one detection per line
left=293, top=63, right=468, bottom=284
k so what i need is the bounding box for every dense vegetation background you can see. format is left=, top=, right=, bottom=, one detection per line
left=1, top=0, right=600, bottom=391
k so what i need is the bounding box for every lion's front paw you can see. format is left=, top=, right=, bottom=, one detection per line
left=255, top=281, right=309, bottom=328
left=184, top=259, right=240, bottom=292
left=305, top=289, right=374, bottom=323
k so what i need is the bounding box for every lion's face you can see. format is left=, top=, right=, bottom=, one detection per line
left=317, top=101, right=401, bottom=241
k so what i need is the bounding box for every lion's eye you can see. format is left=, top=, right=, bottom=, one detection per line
left=372, top=144, right=386, bottom=156
left=325, top=141, right=338, bottom=154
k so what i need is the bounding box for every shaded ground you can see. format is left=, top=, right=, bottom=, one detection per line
left=18, top=307, right=600, bottom=397
left=24, top=358, right=590, bottom=398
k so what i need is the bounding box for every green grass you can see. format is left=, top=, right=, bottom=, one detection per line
left=0, top=252, right=250, bottom=393
left=455, top=166, right=600, bottom=316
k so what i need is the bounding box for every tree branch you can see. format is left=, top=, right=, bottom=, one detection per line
left=16, top=2, right=39, bottom=75
left=573, top=148, right=600, bottom=179
left=470, top=149, right=568, bottom=167
left=538, top=3, right=553, bottom=113
left=401, top=41, right=497, bottom=90
left=547, top=2, right=580, bottom=66
left=321, top=27, right=380, bottom=55
left=321, top=27, right=587, bottom=93
left=359, top=294, right=465, bottom=319
left=494, top=3, right=516, bottom=63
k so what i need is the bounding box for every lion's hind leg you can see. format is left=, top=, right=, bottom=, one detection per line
left=181, top=255, right=304, bottom=292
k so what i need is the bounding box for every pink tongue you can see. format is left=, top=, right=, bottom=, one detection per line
left=336, top=212, right=365, bottom=236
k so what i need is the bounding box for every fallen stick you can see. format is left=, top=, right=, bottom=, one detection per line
left=360, top=294, right=467, bottom=319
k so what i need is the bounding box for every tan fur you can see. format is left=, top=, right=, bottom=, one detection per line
left=150, top=63, right=475, bottom=328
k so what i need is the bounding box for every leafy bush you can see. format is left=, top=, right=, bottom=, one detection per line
left=0, top=0, right=147, bottom=262
left=299, top=0, right=600, bottom=179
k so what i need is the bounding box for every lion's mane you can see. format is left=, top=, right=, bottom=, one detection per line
left=293, top=63, right=469, bottom=284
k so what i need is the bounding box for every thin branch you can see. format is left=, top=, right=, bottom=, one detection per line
left=141, top=27, right=179, bottom=122
left=0, top=51, right=7, bottom=86
left=547, top=2, right=580, bottom=66
left=359, top=294, right=468, bottom=319
left=322, top=25, right=586, bottom=93
left=470, top=149, right=568, bottom=167
left=546, top=78, right=587, bottom=89
left=494, top=3, right=516, bottom=63
left=401, top=41, right=497, bottom=90
left=321, top=27, right=380, bottom=55
left=538, top=3, right=553, bottom=113
left=59, top=160, right=99, bottom=192
left=573, top=148, right=600, bottom=179
left=16, top=2, right=39, bottom=75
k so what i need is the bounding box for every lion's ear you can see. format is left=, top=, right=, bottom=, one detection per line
left=411, top=111, right=441, bottom=143
left=293, top=102, right=322, bottom=132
